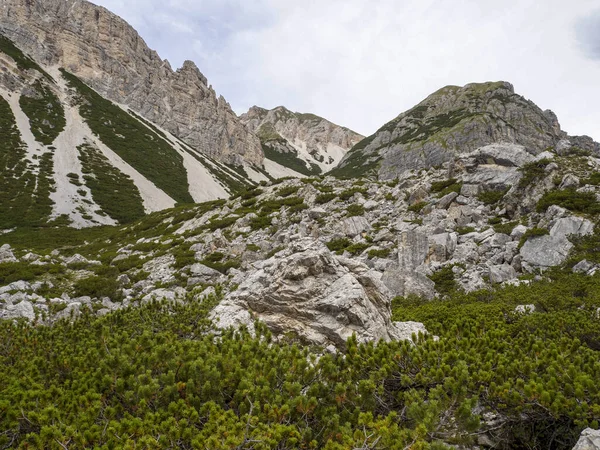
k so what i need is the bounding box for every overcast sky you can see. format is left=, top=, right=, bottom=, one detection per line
left=94, top=0, right=600, bottom=141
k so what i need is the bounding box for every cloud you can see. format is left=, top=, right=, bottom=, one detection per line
left=576, top=9, right=600, bottom=60
left=94, top=0, right=600, bottom=142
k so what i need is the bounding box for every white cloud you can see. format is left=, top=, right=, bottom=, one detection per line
left=94, top=0, right=600, bottom=141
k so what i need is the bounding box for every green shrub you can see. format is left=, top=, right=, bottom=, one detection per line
left=346, top=243, right=370, bottom=256
left=315, top=193, right=336, bottom=204
left=368, top=248, right=391, bottom=259
left=431, top=178, right=462, bottom=197
left=408, top=201, right=428, bottom=213
left=277, top=186, right=300, bottom=197
left=326, top=237, right=352, bottom=252
left=537, top=189, right=600, bottom=214
left=19, top=80, right=65, bottom=145
left=250, top=214, right=272, bottom=231
left=339, top=187, right=367, bottom=201
left=456, top=226, right=476, bottom=235
left=519, top=159, right=551, bottom=188
left=73, top=275, right=120, bottom=300
left=493, top=221, right=518, bottom=235
left=429, top=265, right=459, bottom=295
left=78, top=143, right=145, bottom=224
left=346, top=204, right=365, bottom=217
left=477, top=188, right=508, bottom=205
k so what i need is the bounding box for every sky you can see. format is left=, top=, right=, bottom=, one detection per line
left=93, top=0, right=600, bottom=141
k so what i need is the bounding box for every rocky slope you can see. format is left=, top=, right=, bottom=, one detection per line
left=0, top=32, right=257, bottom=228
left=333, top=81, right=600, bottom=180
left=0, top=0, right=263, bottom=167
left=3, top=140, right=600, bottom=340
left=240, top=106, right=364, bottom=177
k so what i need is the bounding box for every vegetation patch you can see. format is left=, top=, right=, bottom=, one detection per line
left=431, top=178, right=462, bottom=197
left=263, top=144, right=321, bottom=176
left=346, top=204, right=365, bottom=217
left=61, top=69, right=193, bottom=204
left=0, top=97, right=55, bottom=228
left=536, top=189, right=600, bottom=214
left=408, top=201, right=428, bottom=213
left=78, top=143, right=145, bottom=224
left=477, top=187, right=508, bottom=205
left=19, top=81, right=66, bottom=145
left=519, top=159, right=552, bottom=188
left=429, top=265, right=458, bottom=295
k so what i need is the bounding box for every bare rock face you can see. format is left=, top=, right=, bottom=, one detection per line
left=333, top=81, right=599, bottom=179
left=0, top=0, right=263, bottom=166
left=572, top=429, right=600, bottom=450
left=241, top=106, right=363, bottom=174
left=211, top=240, right=425, bottom=348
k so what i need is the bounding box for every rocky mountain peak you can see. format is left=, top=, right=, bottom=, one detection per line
left=240, top=105, right=364, bottom=177
left=0, top=0, right=262, bottom=166
left=333, top=80, right=599, bottom=179
left=178, top=60, right=208, bottom=86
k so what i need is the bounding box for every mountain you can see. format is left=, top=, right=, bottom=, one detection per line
left=0, top=0, right=263, bottom=167
left=240, top=105, right=364, bottom=177
left=332, top=81, right=600, bottom=179
left=0, top=33, right=257, bottom=228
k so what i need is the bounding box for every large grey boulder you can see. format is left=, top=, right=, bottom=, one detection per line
left=382, top=267, right=436, bottom=300
left=427, top=233, right=457, bottom=263
left=211, top=241, right=423, bottom=348
left=0, top=244, right=17, bottom=263
left=520, top=235, right=573, bottom=268
left=572, top=428, right=600, bottom=450
left=520, top=217, right=594, bottom=268
left=488, top=264, right=517, bottom=284
left=2, top=300, right=35, bottom=321
left=473, top=143, right=535, bottom=167
left=398, top=230, right=429, bottom=270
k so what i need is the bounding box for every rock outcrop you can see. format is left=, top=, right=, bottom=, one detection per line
left=211, top=239, right=426, bottom=348
left=241, top=106, right=363, bottom=175
left=333, top=81, right=600, bottom=179
left=0, top=0, right=263, bottom=166
left=572, top=429, right=600, bottom=450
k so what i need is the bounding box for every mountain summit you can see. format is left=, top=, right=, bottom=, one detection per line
left=333, top=81, right=599, bottom=179
left=240, top=105, right=364, bottom=177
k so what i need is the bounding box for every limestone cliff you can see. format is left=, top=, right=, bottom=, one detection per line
left=0, top=0, right=263, bottom=166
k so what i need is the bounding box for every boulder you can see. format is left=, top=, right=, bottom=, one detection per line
left=515, top=304, right=536, bottom=314
left=550, top=217, right=594, bottom=240
left=340, top=216, right=370, bottom=237
left=0, top=244, right=17, bottom=263
left=572, top=428, right=600, bottom=450
left=2, top=300, right=35, bottom=321
left=488, top=264, right=517, bottom=284
left=427, top=233, right=457, bottom=263
left=189, top=263, right=223, bottom=283
left=436, top=192, right=458, bottom=209
left=212, top=241, right=418, bottom=348
left=520, top=235, right=573, bottom=268
left=474, top=143, right=535, bottom=167
left=397, top=230, right=429, bottom=270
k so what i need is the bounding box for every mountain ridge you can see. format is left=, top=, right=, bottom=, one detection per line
left=240, top=105, right=364, bottom=177
left=0, top=0, right=264, bottom=167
